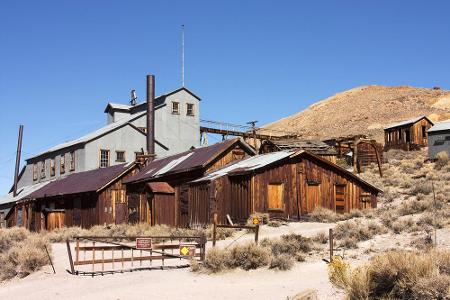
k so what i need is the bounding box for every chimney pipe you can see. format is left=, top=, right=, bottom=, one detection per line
left=146, top=75, right=155, bottom=161
left=13, top=125, right=24, bottom=197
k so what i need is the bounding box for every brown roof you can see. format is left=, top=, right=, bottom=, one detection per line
left=261, top=139, right=337, bottom=155
left=29, top=163, right=136, bottom=199
left=124, top=138, right=255, bottom=184
left=147, top=182, right=175, bottom=194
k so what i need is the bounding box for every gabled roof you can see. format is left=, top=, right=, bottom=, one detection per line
left=191, top=150, right=382, bottom=193
left=27, top=163, right=136, bottom=199
left=261, top=139, right=337, bottom=155
left=104, top=87, right=201, bottom=113
left=384, top=116, right=433, bottom=130
left=191, top=151, right=294, bottom=183
left=27, top=112, right=146, bottom=161
left=428, top=120, right=450, bottom=133
left=0, top=181, right=51, bottom=206
left=124, top=138, right=256, bottom=184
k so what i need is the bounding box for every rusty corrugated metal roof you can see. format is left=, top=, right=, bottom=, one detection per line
left=147, top=182, right=175, bottom=194
left=28, top=163, right=135, bottom=199
left=124, top=138, right=255, bottom=184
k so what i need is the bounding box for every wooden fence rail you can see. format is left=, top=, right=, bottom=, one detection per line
left=66, top=235, right=206, bottom=276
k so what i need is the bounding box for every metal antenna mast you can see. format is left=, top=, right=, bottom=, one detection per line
left=181, top=24, right=185, bottom=87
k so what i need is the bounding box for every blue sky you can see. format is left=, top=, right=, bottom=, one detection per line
left=1, top=0, right=450, bottom=194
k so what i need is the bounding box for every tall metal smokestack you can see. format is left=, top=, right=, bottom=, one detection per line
left=146, top=75, right=155, bottom=161
left=13, top=125, right=24, bottom=197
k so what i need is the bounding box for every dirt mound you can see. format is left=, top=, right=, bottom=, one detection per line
left=263, top=85, right=450, bottom=142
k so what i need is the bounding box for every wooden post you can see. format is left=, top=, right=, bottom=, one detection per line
left=92, top=241, right=96, bottom=272
left=329, top=228, right=334, bottom=263
left=212, top=213, right=218, bottom=247
left=75, top=238, right=79, bottom=263
left=44, top=245, right=56, bottom=274
left=254, top=224, right=260, bottom=244
left=66, top=239, right=75, bottom=274
left=200, top=234, right=207, bottom=261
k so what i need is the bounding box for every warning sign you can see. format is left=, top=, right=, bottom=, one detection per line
left=179, top=244, right=196, bottom=257
left=136, top=238, right=152, bottom=250
left=252, top=217, right=262, bottom=225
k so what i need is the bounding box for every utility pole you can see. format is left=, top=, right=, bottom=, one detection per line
left=247, top=121, right=258, bottom=152
left=181, top=24, right=185, bottom=87
left=13, top=125, right=24, bottom=197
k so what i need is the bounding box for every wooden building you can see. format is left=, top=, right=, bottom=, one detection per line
left=384, top=116, right=434, bottom=151
left=10, top=163, right=139, bottom=231
left=123, top=138, right=256, bottom=228
left=259, top=139, right=338, bottom=163
left=189, top=151, right=381, bottom=226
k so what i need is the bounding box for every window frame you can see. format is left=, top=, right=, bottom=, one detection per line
left=115, top=150, right=126, bottom=162
left=33, top=164, right=38, bottom=181
left=50, top=159, right=55, bottom=177
left=171, top=101, right=180, bottom=115
left=186, top=103, right=195, bottom=116
left=69, top=151, right=75, bottom=171
left=60, top=154, right=66, bottom=174
left=100, top=149, right=110, bottom=168
left=40, top=161, right=46, bottom=179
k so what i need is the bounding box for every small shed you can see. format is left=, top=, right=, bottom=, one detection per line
left=427, top=120, right=450, bottom=159
left=189, top=151, right=381, bottom=226
left=384, top=116, right=434, bottom=151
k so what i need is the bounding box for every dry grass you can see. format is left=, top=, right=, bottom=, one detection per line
left=261, top=234, right=313, bottom=257
left=269, top=254, right=295, bottom=271
left=0, top=228, right=51, bottom=281
left=204, top=242, right=271, bottom=272
left=329, top=250, right=450, bottom=300
left=309, top=207, right=365, bottom=223
left=435, top=151, right=449, bottom=169
left=43, top=223, right=235, bottom=243
left=334, top=219, right=387, bottom=249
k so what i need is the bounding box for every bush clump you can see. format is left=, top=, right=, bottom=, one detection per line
left=334, top=220, right=387, bottom=248
left=329, top=250, right=450, bottom=300
left=0, top=228, right=51, bottom=281
left=269, top=254, right=295, bottom=271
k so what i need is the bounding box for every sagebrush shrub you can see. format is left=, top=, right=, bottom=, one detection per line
left=269, top=254, right=294, bottom=271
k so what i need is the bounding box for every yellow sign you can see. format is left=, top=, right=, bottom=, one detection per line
left=179, top=245, right=196, bottom=256
left=252, top=217, right=261, bottom=225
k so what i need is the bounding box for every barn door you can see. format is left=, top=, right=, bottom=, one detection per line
left=306, top=184, right=320, bottom=213
left=230, top=177, right=251, bottom=222
left=115, top=203, right=127, bottom=224
left=334, top=185, right=346, bottom=213
left=73, top=198, right=82, bottom=226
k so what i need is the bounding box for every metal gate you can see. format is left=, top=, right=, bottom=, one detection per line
left=66, top=235, right=206, bottom=276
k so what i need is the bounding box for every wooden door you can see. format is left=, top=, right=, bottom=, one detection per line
left=128, top=193, right=140, bottom=224
left=230, top=177, right=251, bottom=222
left=115, top=202, right=127, bottom=224
left=306, top=184, right=320, bottom=213
left=335, top=185, right=346, bottom=213
left=73, top=198, right=82, bottom=226
left=151, top=194, right=176, bottom=226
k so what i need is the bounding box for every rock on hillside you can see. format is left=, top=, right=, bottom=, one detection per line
left=263, top=85, right=450, bottom=142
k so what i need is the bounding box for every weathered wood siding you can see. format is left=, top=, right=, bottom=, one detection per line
left=188, top=154, right=379, bottom=226
left=384, top=118, right=433, bottom=151
left=151, top=193, right=176, bottom=226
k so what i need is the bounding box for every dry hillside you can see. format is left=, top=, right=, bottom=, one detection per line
left=263, top=85, right=450, bottom=142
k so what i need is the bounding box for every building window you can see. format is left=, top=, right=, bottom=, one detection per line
left=172, top=101, right=180, bottom=114
left=422, top=126, right=427, bottom=139
left=268, top=183, right=284, bottom=211
left=69, top=151, right=75, bottom=171
left=50, top=159, right=55, bottom=177
left=60, top=155, right=65, bottom=174
left=116, top=151, right=125, bottom=162
left=100, top=149, right=110, bottom=168
left=33, top=164, right=38, bottom=181
left=40, top=161, right=46, bottom=179
left=186, top=103, right=194, bottom=116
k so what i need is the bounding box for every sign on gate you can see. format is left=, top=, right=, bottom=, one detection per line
left=252, top=216, right=262, bottom=225
left=136, top=238, right=153, bottom=249
left=179, top=244, right=196, bottom=257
